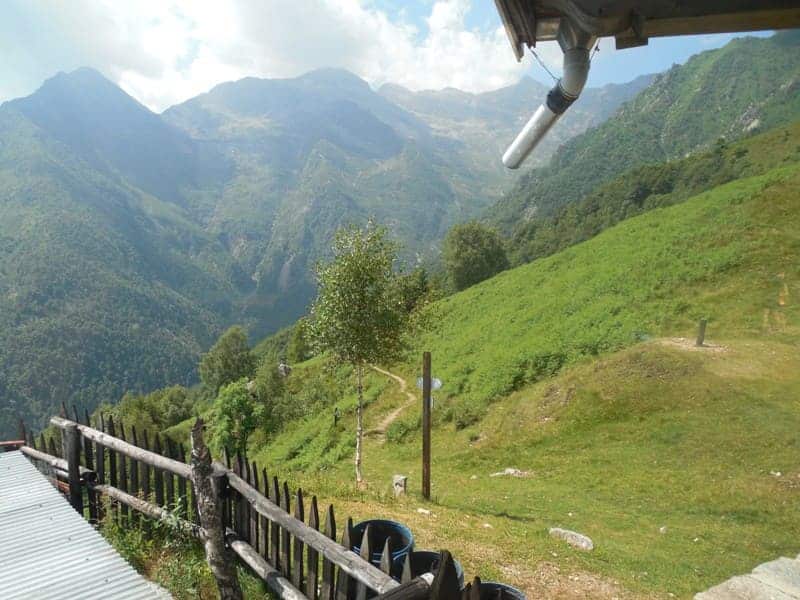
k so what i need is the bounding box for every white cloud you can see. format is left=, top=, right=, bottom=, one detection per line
left=5, top=0, right=536, bottom=111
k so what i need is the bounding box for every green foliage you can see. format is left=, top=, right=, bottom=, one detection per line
left=208, top=378, right=263, bottom=455
left=199, top=326, right=256, bottom=396
left=394, top=267, right=440, bottom=313
left=251, top=360, right=307, bottom=435
left=99, top=385, right=198, bottom=435
left=309, top=221, right=407, bottom=367
left=100, top=501, right=270, bottom=599
left=442, top=221, right=508, bottom=291
left=245, top=164, right=800, bottom=598
left=286, top=318, right=313, bottom=364
left=420, top=164, right=800, bottom=419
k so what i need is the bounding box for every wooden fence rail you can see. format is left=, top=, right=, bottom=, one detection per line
left=15, top=413, right=495, bottom=600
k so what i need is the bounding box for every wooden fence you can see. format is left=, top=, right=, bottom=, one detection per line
left=16, top=410, right=493, bottom=600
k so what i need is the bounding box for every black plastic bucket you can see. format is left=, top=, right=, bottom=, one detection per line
left=479, top=582, right=527, bottom=600
left=351, top=519, right=414, bottom=566
left=391, top=551, right=465, bottom=589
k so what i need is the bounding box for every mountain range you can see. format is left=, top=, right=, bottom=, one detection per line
left=0, top=64, right=649, bottom=436
left=2, top=31, right=799, bottom=436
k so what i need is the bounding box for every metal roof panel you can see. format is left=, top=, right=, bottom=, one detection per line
left=0, top=451, right=171, bottom=599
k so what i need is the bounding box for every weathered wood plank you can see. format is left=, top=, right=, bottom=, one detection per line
left=118, top=423, right=129, bottom=520
left=336, top=518, right=354, bottom=600
left=281, top=481, right=292, bottom=581
left=96, top=415, right=106, bottom=521
left=234, top=453, right=245, bottom=539
left=380, top=539, right=392, bottom=577
left=374, top=576, right=433, bottom=600
left=320, top=504, right=337, bottom=600
left=356, top=524, right=372, bottom=600
left=243, top=458, right=253, bottom=544
left=61, top=420, right=83, bottom=513
left=177, top=443, right=189, bottom=520
left=107, top=416, right=118, bottom=518
left=401, top=555, right=412, bottom=584
left=19, top=445, right=96, bottom=481
left=293, top=488, right=305, bottom=590
left=429, top=551, right=461, bottom=600
left=190, top=420, right=244, bottom=600
left=251, top=462, right=260, bottom=552
left=153, top=434, right=165, bottom=507
left=165, top=437, right=176, bottom=510
left=228, top=537, right=306, bottom=600
left=51, top=416, right=195, bottom=478
left=260, top=467, right=270, bottom=561
left=129, top=426, right=140, bottom=526
left=83, top=409, right=98, bottom=522
left=91, top=483, right=200, bottom=537
left=307, top=496, right=320, bottom=600
left=271, top=476, right=281, bottom=569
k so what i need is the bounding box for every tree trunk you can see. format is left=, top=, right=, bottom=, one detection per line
left=190, top=419, right=243, bottom=600
left=355, top=364, right=364, bottom=484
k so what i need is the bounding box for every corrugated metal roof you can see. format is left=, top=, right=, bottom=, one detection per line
left=0, top=450, right=172, bottom=599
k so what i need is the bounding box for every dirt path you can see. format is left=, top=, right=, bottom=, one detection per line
left=369, top=365, right=416, bottom=442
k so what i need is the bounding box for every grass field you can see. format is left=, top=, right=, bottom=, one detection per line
left=242, top=163, right=800, bottom=598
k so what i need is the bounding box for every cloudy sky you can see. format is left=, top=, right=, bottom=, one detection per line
left=1, top=0, right=769, bottom=112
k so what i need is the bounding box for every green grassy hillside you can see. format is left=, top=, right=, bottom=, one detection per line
left=509, top=121, right=800, bottom=265
left=243, top=162, right=799, bottom=598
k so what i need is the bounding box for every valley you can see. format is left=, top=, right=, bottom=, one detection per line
left=0, top=65, right=649, bottom=437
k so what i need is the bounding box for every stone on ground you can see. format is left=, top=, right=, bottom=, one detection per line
left=548, top=528, right=594, bottom=551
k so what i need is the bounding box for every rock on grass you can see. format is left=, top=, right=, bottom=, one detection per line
left=549, top=528, right=594, bottom=551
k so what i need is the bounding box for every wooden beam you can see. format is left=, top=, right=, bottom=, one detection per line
left=228, top=535, right=307, bottom=600
left=50, top=416, right=203, bottom=479
left=91, top=483, right=200, bottom=537
left=373, top=575, right=433, bottom=600
left=20, top=445, right=96, bottom=481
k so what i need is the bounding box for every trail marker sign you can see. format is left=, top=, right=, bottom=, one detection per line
left=417, top=377, right=442, bottom=391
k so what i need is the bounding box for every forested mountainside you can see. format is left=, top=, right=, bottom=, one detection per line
left=488, top=30, right=800, bottom=236
left=0, top=67, right=640, bottom=437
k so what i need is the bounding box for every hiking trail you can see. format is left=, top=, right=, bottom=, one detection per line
left=369, top=366, right=416, bottom=443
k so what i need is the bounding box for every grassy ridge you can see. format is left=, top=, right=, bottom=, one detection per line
left=421, top=164, right=798, bottom=425
left=249, top=163, right=799, bottom=597
left=509, top=121, right=800, bottom=265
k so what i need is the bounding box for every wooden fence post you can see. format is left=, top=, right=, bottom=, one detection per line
left=61, top=421, right=83, bottom=514
left=696, top=318, right=708, bottom=347
left=190, top=418, right=243, bottom=600
left=83, top=410, right=98, bottom=523
left=422, top=351, right=432, bottom=500
left=429, top=551, right=460, bottom=600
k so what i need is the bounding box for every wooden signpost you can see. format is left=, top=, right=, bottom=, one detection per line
left=422, top=352, right=432, bottom=500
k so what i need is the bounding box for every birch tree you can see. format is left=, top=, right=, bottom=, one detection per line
left=309, top=221, right=406, bottom=484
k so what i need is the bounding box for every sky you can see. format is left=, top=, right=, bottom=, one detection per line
left=0, top=0, right=771, bottom=112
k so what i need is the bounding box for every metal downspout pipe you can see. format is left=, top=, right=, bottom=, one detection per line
left=502, top=21, right=596, bottom=169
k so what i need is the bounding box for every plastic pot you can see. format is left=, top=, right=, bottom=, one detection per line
left=391, top=550, right=465, bottom=589
left=351, top=519, right=414, bottom=566
left=478, top=582, right=527, bottom=600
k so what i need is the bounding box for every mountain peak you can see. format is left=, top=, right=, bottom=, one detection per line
left=14, top=66, right=149, bottom=119
left=298, top=68, right=371, bottom=90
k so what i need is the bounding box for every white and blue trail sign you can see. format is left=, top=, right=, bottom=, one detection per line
left=417, top=377, right=442, bottom=391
